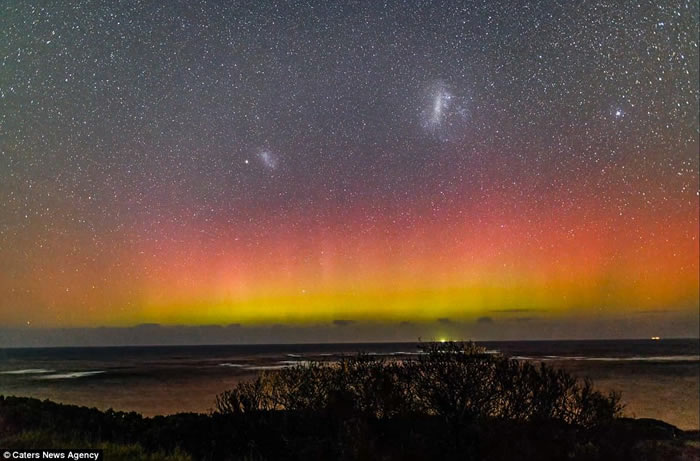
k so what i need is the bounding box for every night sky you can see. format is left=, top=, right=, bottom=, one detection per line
left=1, top=0, right=698, bottom=342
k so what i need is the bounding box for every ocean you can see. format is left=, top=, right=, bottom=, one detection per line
left=0, top=339, right=698, bottom=430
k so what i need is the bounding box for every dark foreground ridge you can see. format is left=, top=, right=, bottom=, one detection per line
left=0, top=342, right=697, bottom=460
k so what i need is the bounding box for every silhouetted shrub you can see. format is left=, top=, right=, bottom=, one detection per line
left=215, top=341, right=623, bottom=430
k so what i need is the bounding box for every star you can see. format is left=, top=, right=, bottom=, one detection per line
left=0, top=0, right=696, bottom=340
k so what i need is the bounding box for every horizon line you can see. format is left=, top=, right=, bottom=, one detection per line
left=1, top=336, right=698, bottom=350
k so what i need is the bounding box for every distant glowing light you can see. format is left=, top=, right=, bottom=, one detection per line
left=420, top=80, right=470, bottom=141
left=258, top=149, right=279, bottom=170
left=431, top=90, right=451, bottom=125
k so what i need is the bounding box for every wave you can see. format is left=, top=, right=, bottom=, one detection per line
left=244, top=365, right=293, bottom=371
left=218, top=363, right=245, bottom=368
left=581, top=355, right=699, bottom=362
left=38, top=371, right=106, bottom=380
left=512, top=355, right=699, bottom=362
left=242, top=360, right=321, bottom=371
left=0, top=368, right=54, bottom=375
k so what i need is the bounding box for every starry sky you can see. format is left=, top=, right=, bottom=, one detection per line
left=1, top=0, right=698, bottom=342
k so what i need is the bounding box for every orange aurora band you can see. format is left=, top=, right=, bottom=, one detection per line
left=2, top=172, right=697, bottom=328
